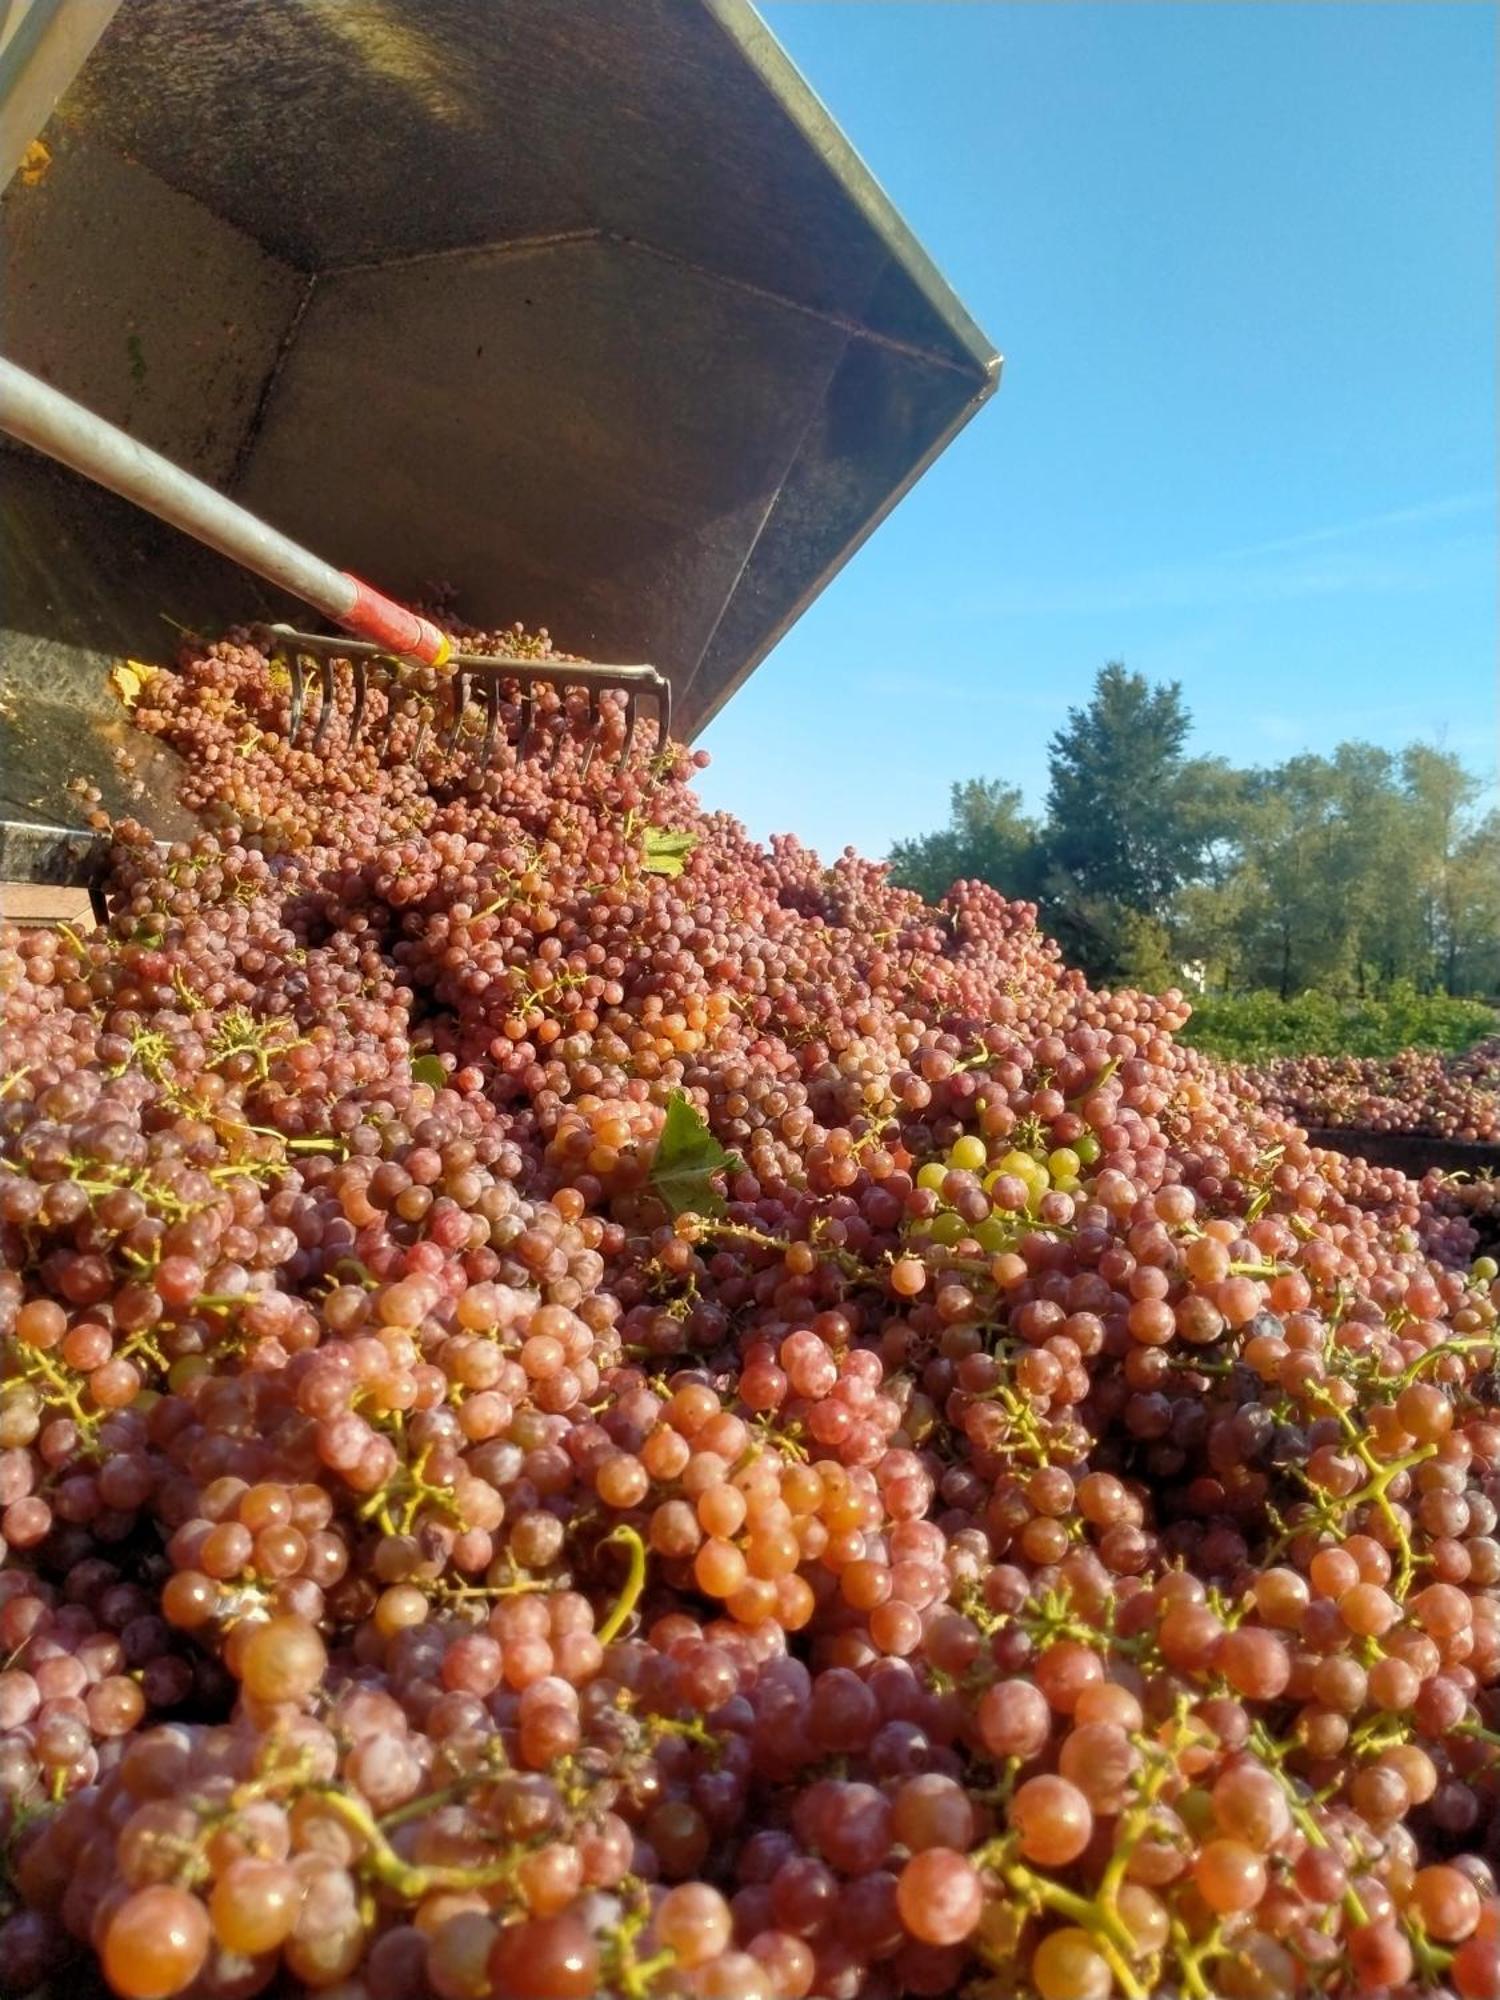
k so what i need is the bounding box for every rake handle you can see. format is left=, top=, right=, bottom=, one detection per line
left=0, top=355, right=451, bottom=666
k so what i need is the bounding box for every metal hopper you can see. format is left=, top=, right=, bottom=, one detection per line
left=0, top=0, right=998, bottom=904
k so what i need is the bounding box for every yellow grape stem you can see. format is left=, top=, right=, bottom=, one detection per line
left=1002, top=1862, right=1148, bottom=2000
left=598, top=1523, right=648, bottom=1644
left=310, top=1786, right=516, bottom=1901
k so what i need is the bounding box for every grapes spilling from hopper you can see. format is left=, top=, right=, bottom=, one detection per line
left=1, top=621, right=1499, bottom=2000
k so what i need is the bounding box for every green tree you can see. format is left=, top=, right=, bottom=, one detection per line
left=1220, top=755, right=1371, bottom=998
left=1040, top=664, right=1221, bottom=978
left=1448, top=808, right=1500, bottom=995
left=1224, top=763, right=1321, bottom=998
left=1176, top=756, right=1249, bottom=889
left=886, top=661, right=1497, bottom=1001
left=1401, top=745, right=1486, bottom=993
left=1170, top=759, right=1255, bottom=986
left=1044, top=664, right=1202, bottom=909
left=1194, top=744, right=1500, bottom=1001
left=887, top=778, right=1044, bottom=906
left=1326, top=743, right=1410, bottom=995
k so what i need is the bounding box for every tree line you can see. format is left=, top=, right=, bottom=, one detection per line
left=887, top=663, right=1500, bottom=998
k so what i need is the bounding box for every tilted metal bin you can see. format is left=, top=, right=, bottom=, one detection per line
left=0, top=0, right=998, bottom=857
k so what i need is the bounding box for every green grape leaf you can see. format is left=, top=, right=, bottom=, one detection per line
left=649, top=1091, right=741, bottom=1218
left=641, top=826, right=699, bottom=877
left=411, top=1053, right=447, bottom=1088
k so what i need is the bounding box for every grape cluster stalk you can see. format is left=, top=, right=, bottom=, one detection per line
left=2, top=623, right=1500, bottom=2000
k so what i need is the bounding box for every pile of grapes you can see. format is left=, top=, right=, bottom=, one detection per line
left=1250, top=1042, right=1500, bottom=1147
left=4, top=625, right=1500, bottom=2000
left=1422, top=1176, right=1500, bottom=1267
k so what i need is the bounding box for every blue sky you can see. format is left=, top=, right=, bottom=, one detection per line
left=696, top=3, right=1497, bottom=861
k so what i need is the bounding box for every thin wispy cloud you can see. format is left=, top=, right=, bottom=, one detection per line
left=1216, top=489, right=1494, bottom=564
left=1254, top=714, right=1306, bottom=745
left=954, top=507, right=1494, bottom=621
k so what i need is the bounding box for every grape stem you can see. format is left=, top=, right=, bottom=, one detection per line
left=1097, top=1704, right=1192, bottom=1914
left=1406, top=1914, right=1455, bottom=1987
left=1397, top=1334, right=1495, bottom=1385
left=310, top=1786, right=517, bottom=1900
left=429, top=1575, right=556, bottom=1604
left=376, top=1752, right=509, bottom=1832
left=15, top=1344, right=99, bottom=1446
left=692, top=1216, right=878, bottom=1283
left=1247, top=1721, right=1370, bottom=1927
left=992, top=1852, right=1148, bottom=2000
left=1169, top=1915, right=1225, bottom=2000
left=643, top=1712, right=723, bottom=1761
left=597, top=1523, right=647, bottom=1644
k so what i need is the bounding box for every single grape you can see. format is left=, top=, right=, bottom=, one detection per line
left=101, top=1885, right=211, bottom=1999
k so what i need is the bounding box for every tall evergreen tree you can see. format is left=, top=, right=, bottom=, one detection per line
left=1044, top=663, right=1201, bottom=908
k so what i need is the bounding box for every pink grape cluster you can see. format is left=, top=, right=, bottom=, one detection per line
left=0, top=621, right=1499, bottom=2000
left=1252, top=1041, right=1500, bottom=1145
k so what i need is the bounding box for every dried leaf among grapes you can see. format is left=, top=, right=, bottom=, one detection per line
left=18, top=139, right=51, bottom=187
left=109, top=659, right=160, bottom=711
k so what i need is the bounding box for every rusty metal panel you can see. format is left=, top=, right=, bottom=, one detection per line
left=235, top=237, right=854, bottom=683
left=2, top=129, right=307, bottom=482
left=55, top=0, right=993, bottom=373
left=0, top=451, right=257, bottom=841
left=689, top=336, right=991, bottom=732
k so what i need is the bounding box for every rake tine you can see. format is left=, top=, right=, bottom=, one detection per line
left=444, top=670, right=469, bottom=754
left=580, top=691, right=603, bottom=778
left=481, top=678, right=501, bottom=768
left=311, top=653, right=337, bottom=752
left=378, top=681, right=397, bottom=758
left=266, top=627, right=670, bottom=775
left=349, top=657, right=368, bottom=745
left=287, top=651, right=306, bottom=742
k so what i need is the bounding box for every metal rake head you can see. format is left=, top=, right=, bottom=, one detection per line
left=265, top=625, right=672, bottom=773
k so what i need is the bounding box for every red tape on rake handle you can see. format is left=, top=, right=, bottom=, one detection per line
left=341, top=577, right=453, bottom=667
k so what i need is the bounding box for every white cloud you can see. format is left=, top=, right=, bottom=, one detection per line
left=949, top=490, right=1495, bottom=620
left=1215, top=489, right=1494, bottom=564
